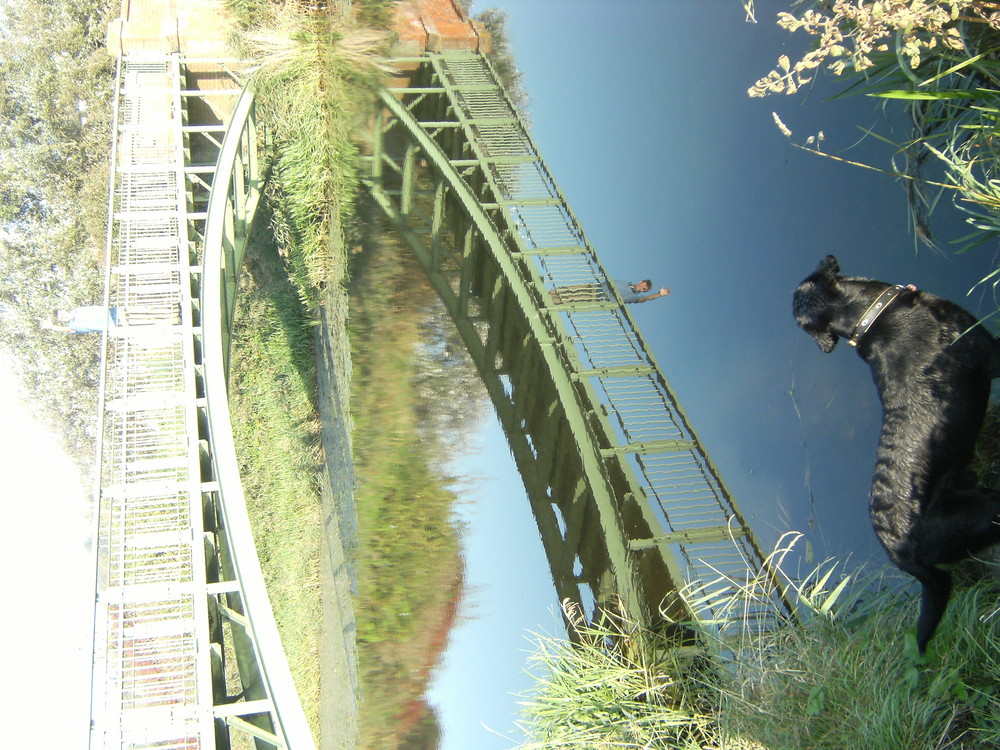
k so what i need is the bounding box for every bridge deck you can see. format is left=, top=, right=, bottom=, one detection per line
left=90, top=54, right=214, bottom=748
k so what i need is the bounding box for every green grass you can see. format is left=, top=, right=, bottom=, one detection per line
left=720, top=579, right=1000, bottom=749
left=228, top=222, right=326, bottom=736
left=230, top=0, right=389, bottom=310
left=516, top=601, right=726, bottom=750
left=516, top=545, right=1000, bottom=749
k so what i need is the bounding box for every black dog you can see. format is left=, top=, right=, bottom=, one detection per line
left=794, top=255, right=1000, bottom=653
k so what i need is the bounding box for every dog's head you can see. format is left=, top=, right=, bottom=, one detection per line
left=793, top=255, right=842, bottom=353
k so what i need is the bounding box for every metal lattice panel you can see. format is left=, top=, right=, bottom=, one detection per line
left=90, top=53, right=214, bottom=750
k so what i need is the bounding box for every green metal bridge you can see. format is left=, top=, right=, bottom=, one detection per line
left=88, top=50, right=790, bottom=750
left=87, top=54, right=309, bottom=750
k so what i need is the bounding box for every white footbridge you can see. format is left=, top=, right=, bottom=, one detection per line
left=87, top=53, right=315, bottom=750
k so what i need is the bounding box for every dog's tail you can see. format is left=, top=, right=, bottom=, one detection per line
left=915, top=566, right=952, bottom=654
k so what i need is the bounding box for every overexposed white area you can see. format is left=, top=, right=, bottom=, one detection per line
left=0, top=355, right=93, bottom=746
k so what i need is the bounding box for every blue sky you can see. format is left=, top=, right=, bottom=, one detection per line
left=428, top=1, right=1000, bottom=748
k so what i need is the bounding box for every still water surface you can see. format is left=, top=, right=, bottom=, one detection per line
left=426, top=2, right=1000, bottom=748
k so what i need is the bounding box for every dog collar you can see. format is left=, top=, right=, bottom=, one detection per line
left=848, top=284, right=915, bottom=348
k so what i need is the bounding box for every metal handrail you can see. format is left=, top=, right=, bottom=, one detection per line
left=201, top=86, right=316, bottom=749
left=87, top=53, right=123, bottom=750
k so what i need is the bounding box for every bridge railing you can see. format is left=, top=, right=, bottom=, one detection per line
left=200, top=86, right=317, bottom=748
left=90, top=52, right=315, bottom=749
left=89, top=54, right=217, bottom=749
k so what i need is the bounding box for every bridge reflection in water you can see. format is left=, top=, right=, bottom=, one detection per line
left=364, top=51, right=794, bottom=637
left=89, top=47, right=794, bottom=750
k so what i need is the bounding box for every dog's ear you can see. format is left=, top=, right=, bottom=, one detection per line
left=794, top=267, right=840, bottom=353
left=794, top=284, right=839, bottom=351
left=817, top=255, right=840, bottom=276
left=804, top=322, right=839, bottom=353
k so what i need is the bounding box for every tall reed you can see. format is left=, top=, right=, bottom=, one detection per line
left=231, top=1, right=390, bottom=308
left=515, top=531, right=1000, bottom=749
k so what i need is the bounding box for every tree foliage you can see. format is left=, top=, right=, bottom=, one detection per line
left=475, top=6, right=529, bottom=113
left=411, top=305, right=487, bottom=453
left=0, top=0, right=116, bottom=463
left=456, top=2, right=529, bottom=113
left=347, top=211, right=488, bottom=748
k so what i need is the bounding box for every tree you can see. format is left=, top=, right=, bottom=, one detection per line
left=0, top=0, right=115, bottom=464
left=466, top=5, right=530, bottom=114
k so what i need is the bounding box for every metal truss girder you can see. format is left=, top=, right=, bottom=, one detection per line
left=369, top=86, right=650, bottom=626
left=367, top=182, right=593, bottom=614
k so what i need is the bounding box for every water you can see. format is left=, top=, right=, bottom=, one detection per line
left=428, top=3, right=1000, bottom=749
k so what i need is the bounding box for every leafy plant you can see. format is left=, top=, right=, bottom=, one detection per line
left=749, top=2, right=995, bottom=98
left=753, top=2, right=1000, bottom=254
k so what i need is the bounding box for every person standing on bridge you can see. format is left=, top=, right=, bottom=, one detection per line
left=45, top=302, right=183, bottom=332
left=549, top=279, right=671, bottom=305
left=44, top=306, right=119, bottom=333
left=615, top=279, right=671, bottom=304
